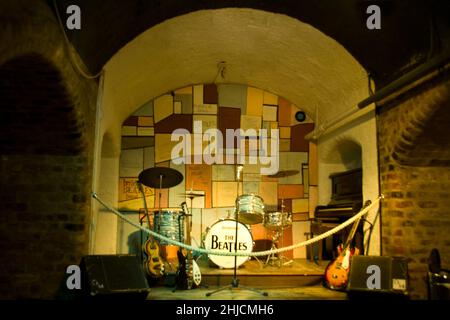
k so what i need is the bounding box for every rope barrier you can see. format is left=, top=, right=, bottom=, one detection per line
left=92, top=192, right=382, bottom=257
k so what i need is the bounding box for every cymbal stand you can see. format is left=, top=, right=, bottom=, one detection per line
left=206, top=165, right=267, bottom=297
left=264, top=199, right=293, bottom=267
left=278, top=199, right=293, bottom=266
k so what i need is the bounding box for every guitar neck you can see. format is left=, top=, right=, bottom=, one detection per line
left=137, top=182, right=152, bottom=230
left=342, top=200, right=371, bottom=250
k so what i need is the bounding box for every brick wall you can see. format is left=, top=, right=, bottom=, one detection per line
left=0, top=0, right=97, bottom=299
left=0, top=155, right=91, bottom=298
left=378, top=75, right=450, bottom=299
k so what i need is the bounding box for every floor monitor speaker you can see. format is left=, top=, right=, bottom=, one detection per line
left=80, top=254, right=150, bottom=299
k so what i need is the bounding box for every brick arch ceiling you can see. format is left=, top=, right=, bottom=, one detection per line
left=0, top=54, right=83, bottom=155
left=102, top=8, right=367, bottom=130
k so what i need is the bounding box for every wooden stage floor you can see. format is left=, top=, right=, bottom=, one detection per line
left=148, top=258, right=347, bottom=300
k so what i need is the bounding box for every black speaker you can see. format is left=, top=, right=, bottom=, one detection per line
left=80, top=254, right=150, bottom=299
left=347, top=256, right=409, bottom=299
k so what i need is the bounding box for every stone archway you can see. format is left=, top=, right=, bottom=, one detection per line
left=0, top=0, right=97, bottom=299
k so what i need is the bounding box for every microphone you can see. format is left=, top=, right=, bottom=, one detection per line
left=236, top=164, right=243, bottom=181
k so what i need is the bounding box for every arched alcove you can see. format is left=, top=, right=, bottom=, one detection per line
left=92, top=8, right=374, bottom=256
left=0, top=54, right=90, bottom=298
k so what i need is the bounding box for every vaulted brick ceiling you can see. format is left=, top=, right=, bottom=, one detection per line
left=0, top=54, right=84, bottom=155
left=52, top=0, right=450, bottom=86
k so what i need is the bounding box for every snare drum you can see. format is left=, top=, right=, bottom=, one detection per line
left=153, top=209, right=185, bottom=245
left=236, top=194, right=265, bottom=225
left=204, top=219, right=253, bottom=269
left=264, top=212, right=292, bottom=230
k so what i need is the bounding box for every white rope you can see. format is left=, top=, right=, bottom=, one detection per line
left=92, top=192, right=382, bottom=257
left=52, top=0, right=103, bottom=79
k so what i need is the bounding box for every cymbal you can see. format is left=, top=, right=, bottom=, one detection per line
left=138, top=167, right=183, bottom=189
left=179, top=192, right=205, bottom=198
left=268, top=170, right=299, bottom=178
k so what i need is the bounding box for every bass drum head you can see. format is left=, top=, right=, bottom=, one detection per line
left=204, top=219, right=253, bottom=269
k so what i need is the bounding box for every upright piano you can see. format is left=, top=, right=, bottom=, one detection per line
left=310, top=168, right=364, bottom=261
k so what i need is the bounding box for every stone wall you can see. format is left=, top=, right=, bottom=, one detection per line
left=0, top=0, right=97, bottom=298
left=378, top=74, right=450, bottom=299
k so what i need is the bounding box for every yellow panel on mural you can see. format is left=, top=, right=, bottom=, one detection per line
left=174, top=86, right=193, bottom=95
left=137, top=127, right=154, bottom=136
left=193, top=115, right=217, bottom=132
left=279, top=127, right=291, bottom=139
left=240, top=115, right=261, bottom=132
left=212, top=182, right=242, bottom=207
left=308, top=186, right=318, bottom=219
left=262, top=105, right=277, bottom=122
left=193, top=104, right=218, bottom=115
left=193, top=85, right=204, bottom=107
left=155, top=134, right=179, bottom=163
left=292, top=198, right=309, bottom=213
left=138, top=116, right=154, bottom=127
left=259, top=181, right=278, bottom=206
left=154, top=94, right=173, bottom=123
left=122, top=126, right=137, bottom=136
left=263, top=91, right=278, bottom=106
left=246, top=87, right=263, bottom=116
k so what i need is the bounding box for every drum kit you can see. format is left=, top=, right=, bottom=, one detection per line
left=137, top=166, right=297, bottom=273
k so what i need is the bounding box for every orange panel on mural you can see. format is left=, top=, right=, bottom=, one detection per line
left=278, top=184, right=304, bottom=199
left=278, top=97, right=292, bottom=126
left=186, top=164, right=212, bottom=208
left=309, top=141, right=318, bottom=186
left=281, top=227, right=293, bottom=259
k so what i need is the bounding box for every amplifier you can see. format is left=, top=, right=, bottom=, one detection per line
left=80, top=254, right=150, bottom=299
left=347, top=256, right=409, bottom=299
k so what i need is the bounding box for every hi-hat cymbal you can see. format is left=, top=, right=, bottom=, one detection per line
left=268, top=170, right=299, bottom=178
left=179, top=192, right=205, bottom=198
left=138, top=167, right=183, bottom=188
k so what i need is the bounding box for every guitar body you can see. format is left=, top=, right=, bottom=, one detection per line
left=175, top=203, right=202, bottom=290
left=324, top=245, right=359, bottom=290
left=323, top=200, right=371, bottom=291
left=175, top=249, right=189, bottom=289
left=143, top=238, right=164, bottom=278
left=175, top=249, right=202, bottom=289
left=136, top=181, right=164, bottom=279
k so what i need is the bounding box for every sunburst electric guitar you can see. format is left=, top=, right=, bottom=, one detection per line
left=324, top=200, right=371, bottom=290
left=137, top=182, right=164, bottom=278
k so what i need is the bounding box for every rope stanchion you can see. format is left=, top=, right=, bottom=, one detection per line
left=92, top=192, right=382, bottom=258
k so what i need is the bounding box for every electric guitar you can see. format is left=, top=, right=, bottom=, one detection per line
left=137, top=182, right=164, bottom=278
left=175, top=202, right=201, bottom=289
left=324, top=200, right=371, bottom=290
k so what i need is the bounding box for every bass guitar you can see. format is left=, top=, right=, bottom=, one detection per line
left=137, top=182, right=164, bottom=278
left=175, top=202, right=201, bottom=289
left=324, top=200, right=371, bottom=290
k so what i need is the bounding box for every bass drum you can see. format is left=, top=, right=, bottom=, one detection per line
left=204, top=219, right=253, bottom=269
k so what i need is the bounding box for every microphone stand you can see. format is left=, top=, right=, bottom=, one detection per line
left=206, top=165, right=268, bottom=297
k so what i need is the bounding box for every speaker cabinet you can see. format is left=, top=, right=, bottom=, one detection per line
left=347, top=256, right=409, bottom=299
left=80, top=254, right=150, bottom=299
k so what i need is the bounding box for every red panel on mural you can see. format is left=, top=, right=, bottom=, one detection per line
left=203, top=84, right=218, bottom=104
left=154, top=114, right=192, bottom=134
left=278, top=198, right=292, bottom=212
left=290, top=123, right=315, bottom=152
left=218, top=107, right=241, bottom=149
left=123, top=116, right=138, bottom=126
